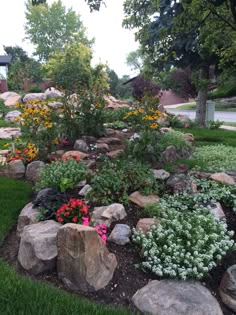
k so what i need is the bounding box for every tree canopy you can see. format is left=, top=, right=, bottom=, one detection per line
left=25, top=0, right=92, bottom=61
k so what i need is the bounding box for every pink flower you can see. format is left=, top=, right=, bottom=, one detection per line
left=101, top=235, right=107, bottom=244
left=72, top=216, right=78, bottom=223
left=58, top=217, right=63, bottom=223
left=82, top=217, right=89, bottom=226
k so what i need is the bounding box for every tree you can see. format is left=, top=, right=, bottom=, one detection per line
left=123, top=0, right=236, bottom=125
left=25, top=0, right=92, bottom=61
left=3, top=46, right=43, bottom=91
left=107, top=69, right=119, bottom=97
left=126, top=49, right=143, bottom=72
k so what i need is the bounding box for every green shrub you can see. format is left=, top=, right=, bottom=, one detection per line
left=133, top=207, right=235, bottom=280
left=207, top=120, right=223, bottom=129
left=159, top=130, right=192, bottom=153
left=103, top=107, right=130, bottom=123
left=88, top=158, right=158, bottom=205
left=192, top=144, right=236, bottom=172
left=35, top=158, right=87, bottom=192
left=28, top=85, right=43, bottom=93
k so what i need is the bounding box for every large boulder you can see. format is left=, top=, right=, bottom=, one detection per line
left=23, top=93, right=47, bottom=103
left=0, top=92, right=21, bottom=107
left=57, top=224, right=117, bottom=292
left=161, top=145, right=177, bottom=163
left=18, top=220, right=61, bottom=275
left=210, top=172, right=235, bottom=185
left=17, top=202, right=40, bottom=237
left=132, top=280, right=223, bottom=315
left=220, top=265, right=236, bottom=311
left=129, top=191, right=160, bottom=208
left=92, top=203, right=127, bottom=227
left=25, top=161, right=45, bottom=182
left=4, top=110, right=21, bottom=123
left=8, top=160, right=25, bottom=179
left=0, top=127, right=21, bottom=139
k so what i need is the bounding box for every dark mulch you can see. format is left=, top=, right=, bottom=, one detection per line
left=1, top=205, right=236, bottom=314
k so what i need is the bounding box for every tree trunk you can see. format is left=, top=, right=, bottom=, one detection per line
left=195, top=67, right=209, bottom=127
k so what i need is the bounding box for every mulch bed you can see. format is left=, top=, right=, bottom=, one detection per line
left=1, top=203, right=236, bottom=315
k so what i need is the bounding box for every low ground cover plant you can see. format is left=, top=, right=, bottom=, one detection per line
left=192, top=144, right=236, bottom=172
left=133, top=206, right=235, bottom=280
left=88, top=158, right=158, bottom=205
left=35, top=157, right=87, bottom=192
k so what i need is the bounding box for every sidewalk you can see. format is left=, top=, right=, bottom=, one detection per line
left=220, top=125, right=236, bottom=131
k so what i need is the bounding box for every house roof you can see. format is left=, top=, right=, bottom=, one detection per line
left=0, top=55, right=12, bottom=66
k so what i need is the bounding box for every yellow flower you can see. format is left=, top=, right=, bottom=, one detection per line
left=52, top=137, right=59, bottom=145
left=44, top=122, right=53, bottom=128
left=150, top=123, right=158, bottom=129
left=3, top=143, right=9, bottom=147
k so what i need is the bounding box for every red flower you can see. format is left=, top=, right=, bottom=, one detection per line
left=72, top=216, right=78, bottom=223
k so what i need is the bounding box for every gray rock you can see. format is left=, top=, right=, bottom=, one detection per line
left=79, top=184, right=92, bottom=197
left=18, top=220, right=61, bottom=275
left=23, top=93, right=47, bottom=103
left=17, top=202, right=40, bottom=237
left=74, top=139, right=89, bottom=153
left=8, top=160, right=25, bottom=179
left=207, top=202, right=225, bottom=220
left=220, top=265, right=236, bottom=312
left=108, top=224, right=131, bottom=245
left=34, top=188, right=54, bottom=204
left=5, top=110, right=21, bottom=123
left=57, top=224, right=117, bottom=292
left=25, top=161, right=45, bottom=182
left=47, top=101, right=63, bottom=108
left=92, top=203, right=127, bottom=227
left=132, top=280, right=223, bottom=315
left=166, top=174, right=197, bottom=194
left=97, top=137, right=121, bottom=145
left=153, top=169, right=170, bottom=180
left=161, top=145, right=177, bottom=163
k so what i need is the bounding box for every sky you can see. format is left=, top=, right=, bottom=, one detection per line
left=0, top=0, right=139, bottom=77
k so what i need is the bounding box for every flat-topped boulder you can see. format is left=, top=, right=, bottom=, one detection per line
left=0, top=91, right=21, bottom=107
left=5, top=110, right=21, bottom=123
left=92, top=203, right=127, bottom=227
left=62, top=150, right=88, bottom=160
left=129, top=191, right=160, bottom=208
left=0, top=127, right=21, bottom=139
left=23, top=93, right=47, bottom=103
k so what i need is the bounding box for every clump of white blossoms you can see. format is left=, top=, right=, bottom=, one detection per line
left=133, top=207, right=235, bottom=280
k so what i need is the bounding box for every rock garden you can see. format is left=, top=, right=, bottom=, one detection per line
left=1, top=89, right=236, bottom=315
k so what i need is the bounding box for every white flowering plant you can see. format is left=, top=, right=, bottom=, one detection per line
left=133, top=207, right=235, bottom=280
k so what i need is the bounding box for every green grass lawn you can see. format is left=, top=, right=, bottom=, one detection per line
left=0, top=176, right=133, bottom=315
left=176, top=127, right=236, bottom=147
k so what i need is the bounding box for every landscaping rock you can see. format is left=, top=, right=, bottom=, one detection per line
left=220, top=265, right=236, bottom=312
left=173, top=163, right=189, bottom=174
left=96, top=143, right=110, bottom=153
left=136, top=218, right=158, bottom=234
left=166, top=174, right=197, bottom=194
left=105, top=128, right=122, bottom=137
left=45, top=87, right=62, bottom=98
left=25, top=161, right=45, bottom=182
left=34, top=188, right=55, bottom=204
left=160, top=127, right=173, bottom=134
left=81, top=135, right=97, bottom=144
left=92, top=203, right=127, bottom=227
left=0, top=127, right=21, bottom=139
left=62, top=150, right=88, bottom=160
left=79, top=184, right=92, bottom=197
left=152, top=169, right=170, bottom=180
left=0, top=149, right=9, bottom=156
left=97, top=137, right=122, bottom=145
left=0, top=91, right=21, bottom=107
left=8, top=160, right=25, bottom=179
left=157, top=116, right=169, bottom=127
left=73, top=139, right=89, bottom=153
left=84, top=159, right=96, bottom=169
left=17, top=202, right=40, bottom=237
left=132, top=280, right=223, bottom=315
left=210, top=172, right=235, bottom=185
left=4, top=110, right=21, bottom=123
left=177, top=114, right=191, bottom=124
left=161, top=145, right=177, bottom=163
left=47, top=101, right=63, bottom=109
left=182, top=133, right=195, bottom=144
left=18, top=220, right=61, bottom=275
left=207, top=202, right=225, bottom=220
left=23, top=93, right=47, bottom=103
left=177, top=147, right=192, bottom=159
left=75, top=179, right=87, bottom=188
left=106, top=149, right=123, bottom=158
left=108, top=224, right=131, bottom=245
left=129, top=191, right=160, bottom=208
left=57, top=224, right=117, bottom=292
